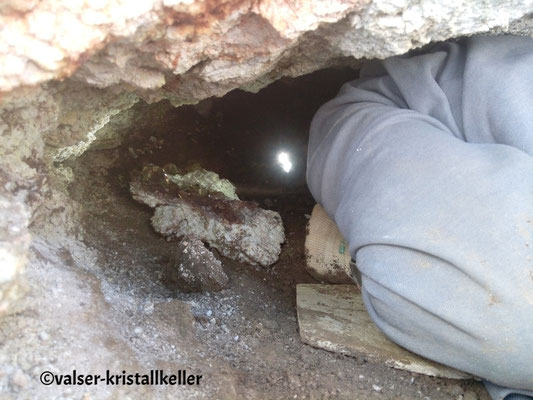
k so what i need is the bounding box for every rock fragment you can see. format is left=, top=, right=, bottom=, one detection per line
left=130, top=165, right=285, bottom=267
left=165, top=236, right=229, bottom=292
left=152, top=201, right=284, bottom=267
left=166, top=167, right=239, bottom=200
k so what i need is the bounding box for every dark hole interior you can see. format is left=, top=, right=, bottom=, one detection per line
left=67, top=65, right=361, bottom=297
left=118, top=66, right=360, bottom=201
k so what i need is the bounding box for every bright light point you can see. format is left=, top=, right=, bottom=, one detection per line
left=278, top=152, right=289, bottom=164
left=277, top=151, right=292, bottom=173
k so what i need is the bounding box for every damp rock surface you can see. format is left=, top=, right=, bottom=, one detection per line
left=165, top=236, right=229, bottom=293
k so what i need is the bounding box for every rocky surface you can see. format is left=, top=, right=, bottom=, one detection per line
left=152, top=202, right=285, bottom=266
left=2, top=0, right=533, bottom=98
left=165, top=236, right=229, bottom=292
left=167, top=169, right=239, bottom=200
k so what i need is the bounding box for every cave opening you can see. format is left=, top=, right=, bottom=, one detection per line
left=37, top=67, right=412, bottom=399
left=62, top=66, right=360, bottom=297
left=3, top=63, right=488, bottom=399
left=109, top=66, right=359, bottom=198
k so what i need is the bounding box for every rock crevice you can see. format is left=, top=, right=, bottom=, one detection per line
left=1, top=0, right=533, bottom=315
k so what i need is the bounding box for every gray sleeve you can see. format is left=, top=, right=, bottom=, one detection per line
left=306, top=36, right=533, bottom=395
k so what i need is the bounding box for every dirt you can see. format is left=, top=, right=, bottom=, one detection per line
left=0, top=68, right=492, bottom=399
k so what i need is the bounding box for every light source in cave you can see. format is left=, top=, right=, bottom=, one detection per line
left=277, top=151, right=293, bottom=173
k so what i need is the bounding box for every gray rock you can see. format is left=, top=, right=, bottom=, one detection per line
left=165, top=236, right=229, bottom=292
left=130, top=168, right=285, bottom=267
left=3, top=0, right=533, bottom=95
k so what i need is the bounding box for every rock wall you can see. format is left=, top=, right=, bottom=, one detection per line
left=3, top=0, right=533, bottom=98
left=2, top=0, right=533, bottom=316
left=4, top=0, right=533, bottom=163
